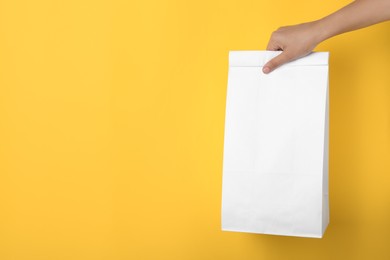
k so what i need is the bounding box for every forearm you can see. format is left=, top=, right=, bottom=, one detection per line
left=314, top=0, right=390, bottom=43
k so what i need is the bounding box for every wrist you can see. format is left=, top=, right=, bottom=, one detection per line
left=311, top=18, right=332, bottom=45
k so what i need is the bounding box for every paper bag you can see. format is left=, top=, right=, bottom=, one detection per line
left=221, top=51, right=329, bottom=238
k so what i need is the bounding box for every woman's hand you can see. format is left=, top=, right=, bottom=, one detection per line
left=263, top=21, right=324, bottom=74
left=262, top=0, right=390, bottom=74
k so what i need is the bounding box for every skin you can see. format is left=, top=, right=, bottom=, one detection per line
left=263, top=0, right=390, bottom=74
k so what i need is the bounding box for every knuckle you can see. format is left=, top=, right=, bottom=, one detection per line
left=268, top=60, right=278, bottom=68
left=271, top=31, right=283, bottom=41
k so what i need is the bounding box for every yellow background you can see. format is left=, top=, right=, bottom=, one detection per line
left=0, top=0, right=389, bottom=259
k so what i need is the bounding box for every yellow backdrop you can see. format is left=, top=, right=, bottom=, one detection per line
left=1, top=0, right=389, bottom=259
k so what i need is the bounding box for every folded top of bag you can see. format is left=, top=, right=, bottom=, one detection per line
left=229, top=51, right=329, bottom=67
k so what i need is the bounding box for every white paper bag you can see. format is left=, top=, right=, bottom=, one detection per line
left=221, top=51, right=329, bottom=238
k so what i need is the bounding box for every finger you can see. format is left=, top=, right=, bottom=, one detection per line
left=266, top=40, right=281, bottom=51
left=262, top=51, right=292, bottom=74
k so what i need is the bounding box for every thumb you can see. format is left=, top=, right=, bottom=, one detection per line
left=262, top=51, right=292, bottom=74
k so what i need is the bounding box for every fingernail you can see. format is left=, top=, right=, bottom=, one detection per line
left=263, top=66, right=270, bottom=74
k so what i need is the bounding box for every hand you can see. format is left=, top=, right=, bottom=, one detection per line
left=263, top=21, right=323, bottom=74
left=262, top=0, right=390, bottom=74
